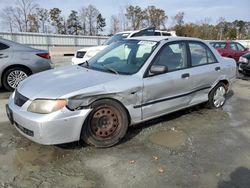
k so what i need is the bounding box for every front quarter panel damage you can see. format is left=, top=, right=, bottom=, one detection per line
left=66, top=84, right=143, bottom=125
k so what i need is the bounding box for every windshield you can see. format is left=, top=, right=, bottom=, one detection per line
left=103, top=33, right=130, bottom=45
left=83, top=40, right=158, bottom=75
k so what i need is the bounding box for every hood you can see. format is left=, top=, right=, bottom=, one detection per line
left=17, top=65, right=121, bottom=100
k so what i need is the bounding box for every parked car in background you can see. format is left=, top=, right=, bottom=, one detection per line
left=209, top=41, right=249, bottom=63
left=72, top=28, right=177, bottom=65
left=0, top=38, right=53, bottom=91
left=238, top=52, right=250, bottom=76
left=7, top=36, right=236, bottom=147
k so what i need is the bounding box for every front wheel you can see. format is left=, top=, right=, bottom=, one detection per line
left=207, top=82, right=227, bottom=109
left=81, top=99, right=129, bottom=147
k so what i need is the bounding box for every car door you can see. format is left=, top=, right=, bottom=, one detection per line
left=142, top=41, right=192, bottom=120
left=186, top=41, right=221, bottom=105
left=228, top=42, right=238, bottom=61
left=0, top=42, right=10, bottom=65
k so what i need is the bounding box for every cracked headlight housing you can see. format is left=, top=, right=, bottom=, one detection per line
left=27, top=99, right=67, bottom=114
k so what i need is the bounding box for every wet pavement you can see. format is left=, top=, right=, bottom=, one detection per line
left=0, top=73, right=250, bottom=187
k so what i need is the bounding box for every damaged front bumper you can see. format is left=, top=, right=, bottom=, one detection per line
left=7, top=93, right=92, bottom=145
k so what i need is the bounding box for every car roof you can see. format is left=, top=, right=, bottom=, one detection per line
left=116, top=30, right=175, bottom=35
left=127, top=36, right=204, bottom=43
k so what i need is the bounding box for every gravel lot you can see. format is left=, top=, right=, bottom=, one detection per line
left=0, top=57, right=250, bottom=188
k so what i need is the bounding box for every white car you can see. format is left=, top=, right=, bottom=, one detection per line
left=72, top=28, right=176, bottom=65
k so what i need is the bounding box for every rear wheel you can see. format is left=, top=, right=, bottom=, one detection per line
left=2, top=67, right=30, bottom=91
left=207, top=82, right=227, bottom=109
left=81, top=99, right=129, bottom=147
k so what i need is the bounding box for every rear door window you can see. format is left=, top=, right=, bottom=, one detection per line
left=230, top=43, right=237, bottom=51
left=189, top=42, right=217, bottom=66
left=162, top=32, right=171, bottom=36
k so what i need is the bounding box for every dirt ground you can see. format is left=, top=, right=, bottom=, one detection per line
left=0, top=59, right=250, bottom=188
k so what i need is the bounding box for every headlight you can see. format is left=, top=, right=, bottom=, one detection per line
left=239, top=56, right=248, bottom=63
left=27, top=99, right=67, bottom=114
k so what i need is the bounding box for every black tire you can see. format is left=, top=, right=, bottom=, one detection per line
left=2, top=67, right=30, bottom=92
left=207, top=82, right=227, bottom=109
left=81, top=99, right=129, bottom=148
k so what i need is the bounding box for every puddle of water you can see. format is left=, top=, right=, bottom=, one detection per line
left=149, top=130, right=187, bottom=148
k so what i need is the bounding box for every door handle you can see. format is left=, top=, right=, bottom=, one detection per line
left=181, top=73, right=190, bottom=79
left=215, top=67, right=221, bottom=71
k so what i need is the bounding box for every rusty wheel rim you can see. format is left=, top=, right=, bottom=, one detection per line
left=90, top=106, right=122, bottom=139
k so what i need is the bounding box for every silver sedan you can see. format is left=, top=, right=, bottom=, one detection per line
left=6, top=36, right=236, bottom=147
left=0, top=38, right=53, bottom=91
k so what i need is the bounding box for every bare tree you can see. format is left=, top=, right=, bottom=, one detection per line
left=35, top=7, right=50, bottom=33
left=80, top=5, right=99, bottom=36
left=1, top=6, right=23, bottom=32
left=1, top=0, right=38, bottom=32
left=1, top=7, right=15, bottom=32
left=118, top=6, right=128, bottom=31
left=16, top=0, right=38, bottom=31
left=173, top=12, right=185, bottom=26
left=80, top=7, right=88, bottom=35
left=110, top=15, right=120, bottom=34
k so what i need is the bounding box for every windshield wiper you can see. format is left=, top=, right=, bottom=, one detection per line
left=84, top=60, right=89, bottom=66
left=101, top=63, right=119, bottom=75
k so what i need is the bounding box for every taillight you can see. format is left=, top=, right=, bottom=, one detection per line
left=36, top=53, right=50, bottom=59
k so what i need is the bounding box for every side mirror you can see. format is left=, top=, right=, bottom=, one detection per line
left=149, top=65, right=168, bottom=75
left=245, top=47, right=249, bottom=51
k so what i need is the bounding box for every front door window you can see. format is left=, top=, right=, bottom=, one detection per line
left=152, top=42, right=188, bottom=71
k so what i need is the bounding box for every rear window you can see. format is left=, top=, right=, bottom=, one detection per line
left=162, top=32, right=171, bottom=36
left=130, top=29, right=155, bottom=37
left=0, top=42, right=9, bottom=50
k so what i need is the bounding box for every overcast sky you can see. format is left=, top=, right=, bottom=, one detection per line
left=1, top=0, right=250, bottom=32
